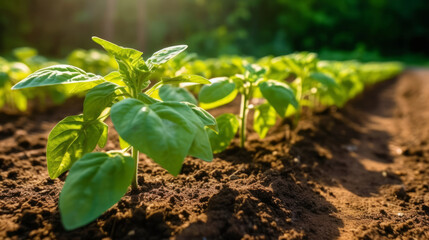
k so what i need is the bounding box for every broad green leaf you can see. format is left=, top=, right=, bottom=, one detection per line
left=12, top=65, right=102, bottom=89
left=244, top=64, right=266, bottom=82
left=199, top=78, right=237, bottom=110
left=62, top=80, right=105, bottom=94
left=161, top=75, right=210, bottom=85
left=309, top=72, right=338, bottom=88
left=188, top=124, right=213, bottom=162
left=111, top=99, right=198, bottom=175
left=149, top=101, right=213, bottom=165
left=309, top=72, right=345, bottom=106
left=208, top=113, right=239, bottom=153
left=59, top=152, right=134, bottom=230
left=47, top=115, right=106, bottom=179
left=254, top=103, right=277, bottom=139
left=159, top=85, right=197, bottom=105
left=182, top=102, right=218, bottom=132
left=83, top=82, right=123, bottom=121
left=174, top=103, right=214, bottom=162
left=148, top=101, right=213, bottom=162
left=259, top=80, right=298, bottom=117
left=146, top=45, right=188, bottom=70
left=92, top=37, right=149, bottom=85
left=138, top=93, right=161, bottom=104
left=104, top=71, right=126, bottom=86
left=92, top=37, right=142, bottom=61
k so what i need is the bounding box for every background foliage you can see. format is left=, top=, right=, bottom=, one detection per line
left=0, top=0, right=428, bottom=60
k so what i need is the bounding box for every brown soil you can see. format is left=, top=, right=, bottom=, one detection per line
left=1, top=70, right=428, bottom=240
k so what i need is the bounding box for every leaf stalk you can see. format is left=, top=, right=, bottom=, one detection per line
left=131, top=147, right=139, bottom=189
left=239, top=82, right=252, bottom=148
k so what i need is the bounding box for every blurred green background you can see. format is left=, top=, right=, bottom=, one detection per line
left=1, top=0, right=428, bottom=62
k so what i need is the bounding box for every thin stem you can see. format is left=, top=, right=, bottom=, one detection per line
left=296, top=77, right=303, bottom=102
left=239, top=89, right=250, bottom=148
left=131, top=147, right=139, bottom=189
left=293, top=75, right=304, bottom=127
left=133, top=86, right=140, bottom=98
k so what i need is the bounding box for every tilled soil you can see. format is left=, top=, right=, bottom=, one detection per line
left=0, top=70, right=428, bottom=240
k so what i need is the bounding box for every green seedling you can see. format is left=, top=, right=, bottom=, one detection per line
left=272, top=52, right=344, bottom=112
left=199, top=63, right=298, bottom=152
left=12, top=37, right=217, bottom=230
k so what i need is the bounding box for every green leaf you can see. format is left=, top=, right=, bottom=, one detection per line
left=11, top=65, right=102, bottom=89
left=111, top=99, right=206, bottom=175
left=62, top=80, right=105, bottom=94
left=92, top=37, right=142, bottom=61
left=83, top=82, right=123, bottom=121
left=146, top=45, right=188, bottom=70
left=104, top=71, right=126, bottom=86
left=92, top=37, right=149, bottom=85
left=309, top=72, right=338, bottom=88
left=59, top=152, right=134, bottom=230
left=159, top=85, right=197, bottom=105
left=208, top=113, right=239, bottom=153
left=259, top=80, right=298, bottom=117
left=176, top=104, right=214, bottom=162
left=47, top=115, right=107, bottom=179
left=182, top=102, right=218, bottom=132
left=244, top=64, right=266, bottom=82
left=309, top=72, right=345, bottom=106
left=254, top=103, right=277, bottom=139
left=198, top=78, right=237, bottom=109
left=188, top=124, right=213, bottom=162
left=138, top=93, right=161, bottom=104
left=161, top=74, right=210, bottom=85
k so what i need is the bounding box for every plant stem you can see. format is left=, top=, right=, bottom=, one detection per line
left=294, top=76, right=304, bottom=128
left=239, top=92, right=249, bottom=148
left=131, top=147, right=139, bottom=189
left=296, top=77, right=303, bottom=102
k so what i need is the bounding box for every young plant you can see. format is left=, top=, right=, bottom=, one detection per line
left=199, top=63, right=298, bottom=152
left=12, top=37, right=217, bottom=230
left=276, top=52, right=343, bottom=111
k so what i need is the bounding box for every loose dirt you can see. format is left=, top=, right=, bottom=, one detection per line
left=0, top=70, right=428, bottom=239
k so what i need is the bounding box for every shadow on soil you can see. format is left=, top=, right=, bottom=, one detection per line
left=291, top=77, right=403, bottom=197
left=166, top=143, right=344, bottom=240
